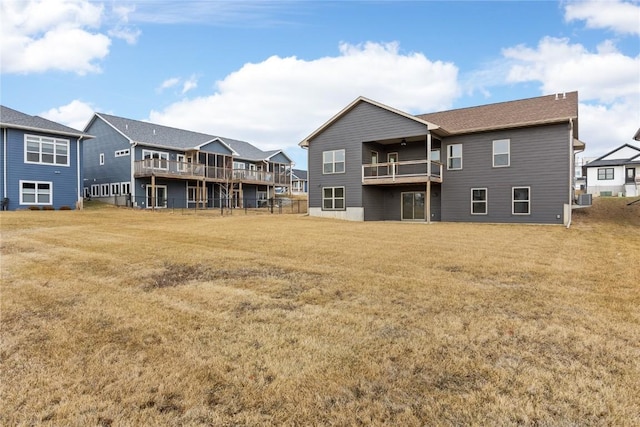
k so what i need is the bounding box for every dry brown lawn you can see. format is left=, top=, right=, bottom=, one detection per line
left=1, top=198, right=639, bottom=426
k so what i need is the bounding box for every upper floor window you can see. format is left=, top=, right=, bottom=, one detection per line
left=323, top=149, right=345, bottom=174
left=142, top=150, right=169, bottom=170
left=597, top=168, right=614, bottom=180
left=513, top=187, right=530, bottom=215
left=25, top=135, right=69, bottom=166
left=99, top=153, right=105, bottom=165
left=493, top=139, right=510, bottom=167
left=447, top=144, right=462, bottom=170
left=115, top=149, right=130, bottom=157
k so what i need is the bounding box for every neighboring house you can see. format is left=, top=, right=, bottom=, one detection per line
left=289, top=169, right=308, bottom=195
left=299, top=92, right=585, bottom=224
left=83, top=113, right=292, bottom=209
left=584, top=143, right=640, bottom=197
left=1, top=105, right=91, bottom=210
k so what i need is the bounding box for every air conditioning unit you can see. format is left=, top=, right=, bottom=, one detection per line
left=577, top=193, right=592, bottom=206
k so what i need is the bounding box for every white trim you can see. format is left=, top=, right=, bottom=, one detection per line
left=115, top=149, right=130, bottom=157
left=471, top=188, right=488, bottom=215
left=321, top=186, right=345, bottom=210
left=322, top=149, right=345, bottom=174
left=512, top=186, right=531, bottom=215
left=100, top=183, right=110, bottom=197
left=145, top=184, right=168, bottom=208
left=99, top=153, right=105, bottom=165
left=492, top=139, right=510, bottom=168
left=24, top=134, right=70, bottom=167
left=3, top=128, right=7, bottom=198
left=19, top=180, right=52, bottom=205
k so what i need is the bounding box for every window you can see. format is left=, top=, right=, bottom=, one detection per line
left=83, top=187, right=90, bottom=198
left=233, top=161, right=246, bottom=170
left=100, top=184, right=110, bottom=197
left=20, top=181, right=52, bottom=205
left=142, top=150, right=169, bottom=170
left=99, top=153, right=105, bottom=165
left=493, top=139, right=510, bottom=167
left=25, top=135, right=69, bottom=166
left=91, top=185, right=99, bottom=197
left=597, top=168, right=614, bottom=180
left=430, top=149, right=440, bottom=162
left=513, top=187, right=530, bottom=215
left=322, top=187, right=345, bottom=210
left=447, top=144, right=462, bottom=170
left=121, top=182, right=131, bottom=195
left=471, top=188, right=488, bottom=215
left=115, top=149, right=130, bottom=157
left=323, top=149, right=345, bottom=174
left=110, top=183, right=120, bottom=196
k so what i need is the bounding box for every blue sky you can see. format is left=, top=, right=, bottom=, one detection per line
left=1, top=0, right=639, bottom=169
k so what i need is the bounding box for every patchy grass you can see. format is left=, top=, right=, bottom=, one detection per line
left=1, top=198, right=638, bottom=425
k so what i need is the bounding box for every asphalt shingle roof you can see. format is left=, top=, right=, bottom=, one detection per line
left=95, top=112, right=287, bottom=162
left=1, top=105, right=89, bottom=137
left=417, top=91, right=578, bottom=135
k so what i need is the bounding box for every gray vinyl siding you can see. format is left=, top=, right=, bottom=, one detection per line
left=268, top=152, right=291, bottom=164
left=308, top=101, right=429, bottom=210
left=84, top=118, right=132, bottom=187
left=441, top=123, right=570, bottom=224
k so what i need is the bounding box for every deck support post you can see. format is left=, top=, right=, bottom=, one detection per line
left=151, top=173, right=156, bottom=211
left=426, top=133, right=432, bottom=224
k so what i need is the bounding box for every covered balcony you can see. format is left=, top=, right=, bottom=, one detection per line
left=362, top=160, right=443, bottom=185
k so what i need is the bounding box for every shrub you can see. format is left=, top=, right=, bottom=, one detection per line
left=42, top=205, right=55, bottom=211
left=28, top=206, right=41, bottom=211
left=59, top=206, right=72, bottom=210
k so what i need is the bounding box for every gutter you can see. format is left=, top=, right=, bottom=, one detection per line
left=77, top=135, right=83, bottom=208
left=567, top=118, right=574, bottom=229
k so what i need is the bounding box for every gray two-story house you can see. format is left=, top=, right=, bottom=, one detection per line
left=83, top=113, right=292, bottom=209
left=300, top=92, right=585, bottom=224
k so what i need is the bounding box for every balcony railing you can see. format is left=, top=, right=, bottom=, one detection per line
left=233, top=169, right=289, bottom=185
left=134, top=159, right=229, bottom=181
left=362, top=160, right=443, bottom=185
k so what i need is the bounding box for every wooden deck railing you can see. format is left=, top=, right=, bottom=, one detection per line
left=362, top=160, right=443, bottom=184
left=232, top=169, right=289, bottom=185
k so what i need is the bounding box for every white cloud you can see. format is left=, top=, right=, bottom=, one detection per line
left=158, top=77, right=181, bottom=92
left=108, top=4, right=140, bottom=44
left=182, top=75, right=198, bottom=94
left=148, top=41, right=459, bottom=163
left=502, top=36, right=640, bottom=156
left=40, top=99, right=96, bottom=131
left=565, top=0, right=640, bottom=35
left=0, top=0, right=110, bottom=74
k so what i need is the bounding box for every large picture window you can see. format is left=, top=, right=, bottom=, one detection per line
left=142, top=150, right=169, bottom=170
left=20, top=181, right=52, bottom=205
left=323, top=149, right=345, bottom=174
left=493, top=139, right=510, bottom=167
left=322, top=187, right=345, bottom=210
left=447, top=144, right=462, bottom=170
left=471, top=188, right=487, bottom=215
left=597, top=168, right=614, bottom=180
left=513, top=187, right=530, bottom=215
left=25, top=135, right=69, bottom=166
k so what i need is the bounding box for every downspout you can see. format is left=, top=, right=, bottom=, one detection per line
left=566, top=119, right=574, bottom=229
left=3, top=128, right=7, bottom=199
left=131, top=141, right=137, bottom=206
left=77, top=135, right=83, bottom=209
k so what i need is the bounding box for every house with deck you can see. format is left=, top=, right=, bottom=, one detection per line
left=584, top=143, right=640, bottom=198
left=299, top=92, right=585, bottom=224
left=1, top=105, right=91, bottom=210
left=83, top=113, right=292, bottom=209
left=289, top=169, right=308, bottom=195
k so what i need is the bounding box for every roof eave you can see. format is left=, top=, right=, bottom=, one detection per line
left=1, top=122, right=94, bottom=139
left=443, top=117, right=576, bottom=136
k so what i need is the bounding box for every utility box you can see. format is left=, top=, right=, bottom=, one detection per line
left=577, top=193, right=592, bottom=206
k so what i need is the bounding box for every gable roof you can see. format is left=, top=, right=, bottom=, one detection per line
left=90, top=112, right=230, bottom=151
left=417, top=91, right=579, bottom=135
left=299, top=96, right=441, bottom=148
left=585, top=143, right=640, bottom=167
left=634, top=128, right=640, bottom=141
left=89, top=113, right=291, bottom=163
left=290, top=168, right=307, bottom=180
left=1, top=105, right=91, bottom=138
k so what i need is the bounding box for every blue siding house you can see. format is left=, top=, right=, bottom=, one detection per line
left=300, top=92, right=586, bottom=225
left=83, top=113, right=293, bottom=209
left=1, top=105, right=91, bottom=210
